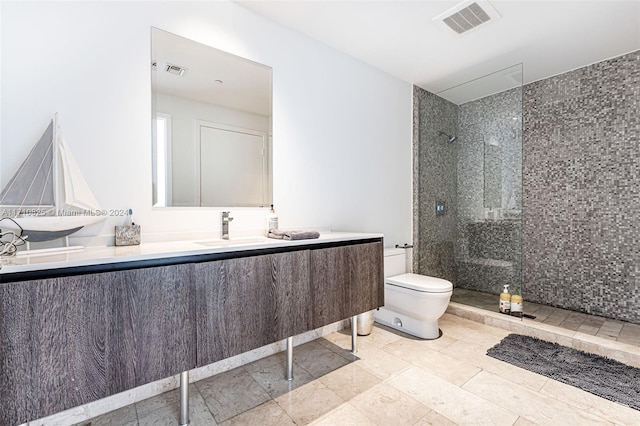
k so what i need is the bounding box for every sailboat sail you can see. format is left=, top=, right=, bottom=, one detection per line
left=58, top=137, right=101, bottom=211
left=0, top=114, right=105, bottom=242
left=0, top=121, right=55, bottom=209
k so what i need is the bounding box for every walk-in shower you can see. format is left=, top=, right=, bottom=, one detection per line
left=413, top=64, right=523, bottom=314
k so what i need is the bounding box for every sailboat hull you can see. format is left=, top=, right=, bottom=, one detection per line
left=24, top=226, right=84, bottom=242
left=3, top=215, right=105, bottom=242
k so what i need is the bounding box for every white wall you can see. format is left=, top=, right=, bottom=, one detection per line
left=0, top=1, right=412, bottom=247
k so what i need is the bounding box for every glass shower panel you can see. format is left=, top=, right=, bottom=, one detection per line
left=415, top=64, right=523, bottom=308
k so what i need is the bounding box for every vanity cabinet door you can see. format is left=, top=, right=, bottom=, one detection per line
left=1, top=278, right=66, bottom=425
left=195, top=250, right=311, bottom=366
left=0, top=264, right=196, bottom=425
left=66, top=264, right=196, bottom=404
left=310, top=241, right=384, bottom=328
left=118, top=265, right=196, bottom=385
left=67, top=264, right=196, bottom=406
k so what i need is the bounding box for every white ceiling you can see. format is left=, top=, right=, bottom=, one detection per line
left=238, top=0, right=640, bottom=101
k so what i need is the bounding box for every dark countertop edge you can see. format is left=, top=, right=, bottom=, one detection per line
left=0, top=237, right=383, bottom=283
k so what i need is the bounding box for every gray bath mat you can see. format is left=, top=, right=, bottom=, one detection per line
left=487, top=334, right=640, bottom=411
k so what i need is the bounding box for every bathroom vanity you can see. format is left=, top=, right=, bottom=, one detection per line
left=0, top=233, right=383, bottom=425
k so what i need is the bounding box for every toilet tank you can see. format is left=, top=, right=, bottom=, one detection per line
left=384, top=248, right=407, bottom=278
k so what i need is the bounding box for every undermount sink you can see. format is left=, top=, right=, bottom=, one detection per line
left=195, top=237, right=273, bottom=247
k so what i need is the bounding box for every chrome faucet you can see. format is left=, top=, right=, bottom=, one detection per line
left=221, top=211, right=234, bottom=240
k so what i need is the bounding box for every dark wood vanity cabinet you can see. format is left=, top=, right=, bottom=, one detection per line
left=0, top=264, right=196, bottom=424
left=195, top=241, right=384, bottom=365
left=195, top=250, right=312, bottom=365
left=0, top=238, right=382, bottom=425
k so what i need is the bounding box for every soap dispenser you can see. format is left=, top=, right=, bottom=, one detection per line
left=266, top=204, right=278, bottom=233
left=499, top=285, right=511, bottom=314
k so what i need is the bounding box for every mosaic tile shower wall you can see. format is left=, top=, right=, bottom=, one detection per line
left=523, top=50, right=640, bottom=323
left=413, top=86, right=458, bottom=283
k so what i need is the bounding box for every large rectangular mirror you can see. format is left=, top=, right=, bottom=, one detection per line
left=151, top=28, right=273, bottom=207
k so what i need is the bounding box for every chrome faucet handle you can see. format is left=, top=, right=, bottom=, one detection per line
left=221, top=211, right=233, bottom=240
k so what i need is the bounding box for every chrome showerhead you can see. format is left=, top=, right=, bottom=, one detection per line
left=438, top=131, right=457, bottom=143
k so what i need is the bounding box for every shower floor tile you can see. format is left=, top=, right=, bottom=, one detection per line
left=451, top=287, right=638, bottom=347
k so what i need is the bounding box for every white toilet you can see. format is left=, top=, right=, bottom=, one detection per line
left=374, top=248, right=453, bottom=339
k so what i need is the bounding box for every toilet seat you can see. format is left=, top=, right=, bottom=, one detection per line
left=386, top=273, right=453, bottom=293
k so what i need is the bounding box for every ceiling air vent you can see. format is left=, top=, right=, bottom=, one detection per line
left=165, top=63, right=186, bottom=76
left=433, top=0, right=501, bottom=35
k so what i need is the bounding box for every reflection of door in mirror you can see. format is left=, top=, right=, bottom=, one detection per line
left=199, top=122, right=267, bottom=207
left=151, top=27, right=273, bottom=208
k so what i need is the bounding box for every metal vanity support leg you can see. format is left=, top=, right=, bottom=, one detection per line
left=285, top=336, right=294, bottom=381
left=351, top=315, right=358, bottom=354
left=179, top=371, right=190, bottom=426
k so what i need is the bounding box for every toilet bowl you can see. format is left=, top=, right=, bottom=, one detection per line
left=374, top=249, right=453, bottom=339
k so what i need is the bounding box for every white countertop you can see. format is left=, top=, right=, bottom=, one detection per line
left=0, top=232, right=383, bottom=275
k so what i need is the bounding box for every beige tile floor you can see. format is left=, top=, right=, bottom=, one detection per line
left=77, top=314, right=640, bottom=426
left=451, top=288, right=640, bottom=347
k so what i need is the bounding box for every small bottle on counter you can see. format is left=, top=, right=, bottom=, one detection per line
left=499, top=284, right=511, bottom=314
left=266, top=204, right=278, bottom=233
left=510, top=286, right=523, bottom=317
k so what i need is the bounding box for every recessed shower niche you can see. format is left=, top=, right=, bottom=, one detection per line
left=413, top=64, right=523, bottom=310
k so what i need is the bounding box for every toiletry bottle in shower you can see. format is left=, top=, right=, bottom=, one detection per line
left=499, top=285, right=511, bottom=314
left=511, top=286, right=523, bottom=317
left=266, top=204, right=278, bottom=233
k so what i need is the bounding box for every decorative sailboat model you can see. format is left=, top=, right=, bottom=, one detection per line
left=0, top=113, right=105, bottom=244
